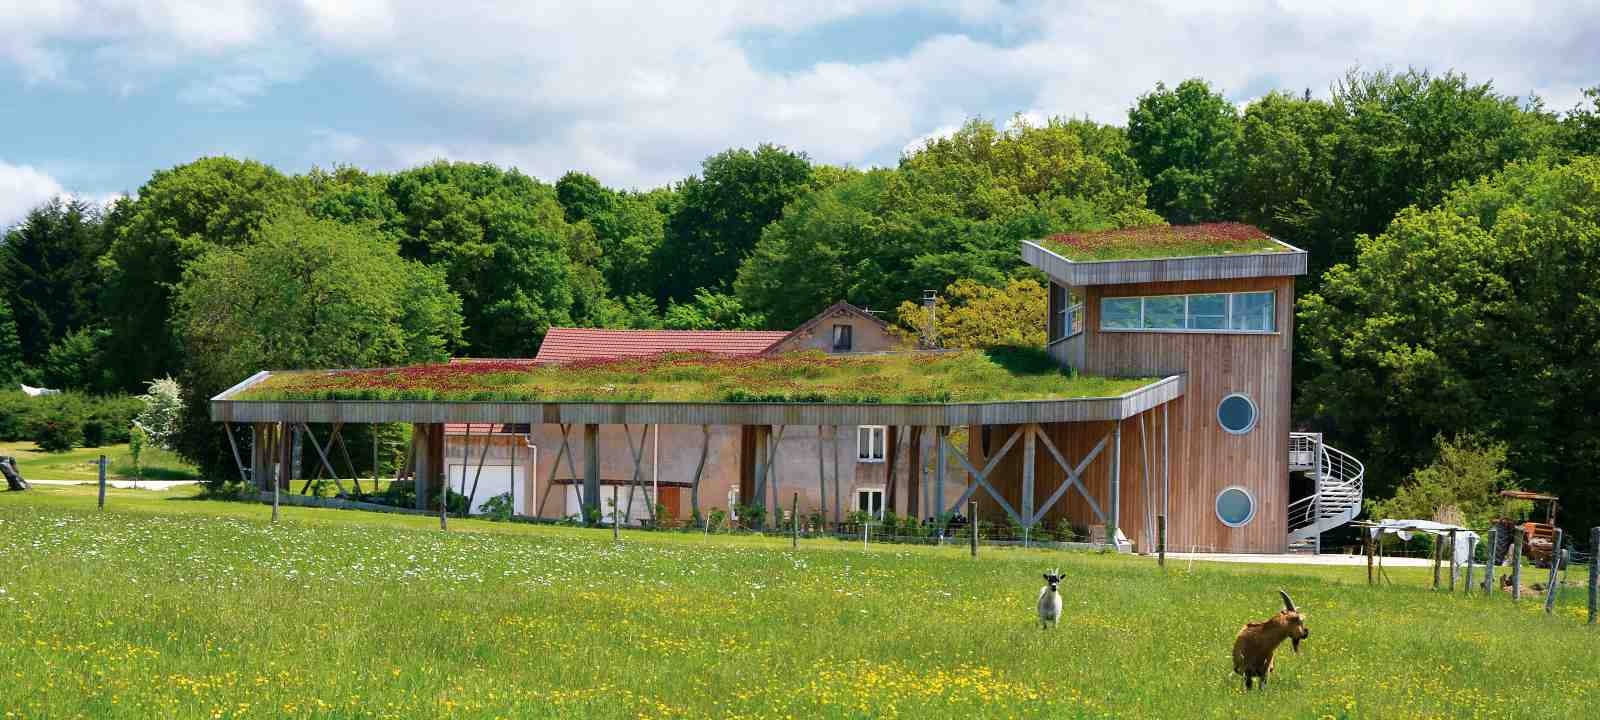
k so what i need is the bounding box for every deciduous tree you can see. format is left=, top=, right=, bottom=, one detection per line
left=1299, top=157, right=1600, bottom=534
left=171, top=210, right=463, bottom=479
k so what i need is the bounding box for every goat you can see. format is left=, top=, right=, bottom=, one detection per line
left=1231, top=590, right=1309, bottom=690
left=1037, top=569, right=1063, bottom=629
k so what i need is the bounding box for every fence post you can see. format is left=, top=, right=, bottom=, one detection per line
left=97, top=455, right=107, bottom=511
left=1465, top=534, right=1477, bottom=595
left=1157, top=514, right=1166, bottom=569
left=1485, top=527, right=1497, bottom=597
left=1589, top=527, right=1598, bottom=625
left=612, top=486, right=620, bottom=541
left=1512, top=532, right=1524, bottom=601
left=792, top=492, right=799, bottom=550
left=1365, top=530, right=1374, bottom=586
left=1545, top=529, right=1564, bottom=614
left=969, top=500, right=978, bottom=558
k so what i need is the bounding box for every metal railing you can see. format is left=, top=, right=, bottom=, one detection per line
left=1287, top=438, right=1365, bottom=538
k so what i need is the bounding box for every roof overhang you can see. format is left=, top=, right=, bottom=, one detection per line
left=1020, top=239, right=1308, bottom=287
left=210, top=374, right=1183, bottom=426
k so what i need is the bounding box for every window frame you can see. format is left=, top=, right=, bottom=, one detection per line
left=855, top=486, right=886, bottom=519
left=832, top=323, right=853, bottom=352
left=1050, top=283, right=1085, bottom=343
left=1097, top=290, right=1277, bottom=334
left=1216, top=393, right=1259, bottom=435
left=856, top=425, right=887, bottom=463
left=1214, top=485, right=1257, bottom=528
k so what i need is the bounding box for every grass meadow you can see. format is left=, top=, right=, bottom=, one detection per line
left=1, top=484, right=1595, bottom=719
left=1, top=440, right=201, bottom=482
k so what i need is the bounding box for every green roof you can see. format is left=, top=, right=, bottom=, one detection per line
left=1040, top=223, right=1289, bottom=261
left=233, top=349, right=1155, bottom=404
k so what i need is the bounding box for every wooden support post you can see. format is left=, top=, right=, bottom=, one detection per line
left=816, top=425, right=827, bottom=526
left=1512, top=531, right=1524, bottom=600
left=1465, top=535, right=1477, bottom=594
left=97, top=455, right=106, bottom=511
left=1108, top=420, right=1121, bottom=551
left=1545, top=529, right=1563, bottom=614
left=1589, top=527, right=1598, bottom=625
left=1448, top=529, right=1458, bottom=592
left=1021, top=424, right=1036, bottom=532
left=689, top=425, right=710, bottom=527
left=372, top=423, right=379, bottom=492
left=1365, top=530, right=1374, bottom=586
left=584, top=424, right=600, bottom=525
left=751, top=427, right=768, bottom=517
left=792, top=492, right=799, bottom=549
left=969, top=500, right=978, bottom=558
left=1440, top=534, right=1452, bottom=592
left=223, top=422, right=249, bottom=487
left=412, top=425, right=428, bottom=511
left=1485, top=527, right=1498, bottom=597
left=276, top=421, right=291, bottom=522
left=612, top=486, right=620, bottom=540
left=1157, top=514, right=1166, bottom=568
left=935, top=426, right=947, bottom=522
left=832, top=425, right=843, bottom=524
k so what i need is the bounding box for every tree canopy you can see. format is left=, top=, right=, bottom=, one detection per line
left=0, top=198, right=107, bottom=366
left=1127, top=79, right=1240, bottom=223
left=737, top=116, right=1160, bottom=328
left=655, top=144, right=815, bottom=304
left=1299, top=156, right=1600, bottom=531
left=171, top=210, right=463, bottom=477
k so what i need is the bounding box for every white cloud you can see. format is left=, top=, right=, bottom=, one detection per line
left=5, top=1, right=1599, bottom=188
left=0, top=160, right=65, bottom=228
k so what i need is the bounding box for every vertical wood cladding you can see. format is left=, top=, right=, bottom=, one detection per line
left=975, top=275, right=1295, bottom=553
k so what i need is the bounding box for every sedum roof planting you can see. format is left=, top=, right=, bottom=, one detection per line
left=1040, top=222, right=1289, bottom=261
left=232, top=349, right=1154, bottom=404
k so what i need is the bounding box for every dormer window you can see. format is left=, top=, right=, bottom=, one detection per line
left=832, top=324, right=853, bottom=352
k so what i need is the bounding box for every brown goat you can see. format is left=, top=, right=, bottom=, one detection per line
left=1231, top=590, right=1310, bottom=690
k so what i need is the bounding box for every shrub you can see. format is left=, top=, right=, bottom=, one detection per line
left=0, top=391, right=30, bottom=441
left=134, top=378, right=184, bottom=451
left=480, top=493, right=515, bottom=521
left=31, top=406, right=85, bottom=453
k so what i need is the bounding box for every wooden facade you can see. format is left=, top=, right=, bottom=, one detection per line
left=1022, top=236, right=1304, bottom=554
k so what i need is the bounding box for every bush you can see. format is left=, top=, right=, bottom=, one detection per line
left=0, top=391, right=142, bottom=447
left=480, top=493, right=514, bottom=521
left=31, top=406, right=85, bottom=453
left=0, top=392, right=30, bottom=441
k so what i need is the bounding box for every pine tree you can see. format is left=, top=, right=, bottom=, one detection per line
left=0, top=295, right=22, bottom=384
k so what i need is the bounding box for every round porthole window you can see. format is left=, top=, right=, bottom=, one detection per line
left=1217, top=393, right=1258, bottom=434
left=1215, top=486, right=1256, bottom=527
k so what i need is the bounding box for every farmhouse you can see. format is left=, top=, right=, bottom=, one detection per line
left=210, top=224, right=1364, bottom=553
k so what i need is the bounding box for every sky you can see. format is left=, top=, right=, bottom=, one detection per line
left=2, top=1, right=1597, bottom=227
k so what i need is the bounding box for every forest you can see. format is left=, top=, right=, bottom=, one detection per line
left=3, top=68, right=1599, bottom=536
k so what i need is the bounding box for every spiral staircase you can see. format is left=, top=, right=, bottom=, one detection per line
left=1286, top=432, right=1365, bottom=552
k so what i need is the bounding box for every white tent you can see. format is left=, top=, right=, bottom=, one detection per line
left=19, top=384, right=61, bottom=397
left=1368, top=519, right=1479, bottom=565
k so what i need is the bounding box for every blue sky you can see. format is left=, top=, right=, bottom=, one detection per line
left=2, top=1, right=1597, bottom=226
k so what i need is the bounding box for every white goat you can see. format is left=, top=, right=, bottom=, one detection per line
left=1037, top=568, right=1063, bottom=629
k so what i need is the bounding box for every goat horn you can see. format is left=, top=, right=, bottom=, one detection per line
left=1279, top=590, right=1296, bottom=612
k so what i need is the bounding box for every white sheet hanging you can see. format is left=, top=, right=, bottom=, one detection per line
left=1368, top=519, right=1479, bottom=565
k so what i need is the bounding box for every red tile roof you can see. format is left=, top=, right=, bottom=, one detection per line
left=532, top=327, right=791, bottom=364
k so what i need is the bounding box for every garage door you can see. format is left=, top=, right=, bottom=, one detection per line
left=448, top=465, right=527, bottom=515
